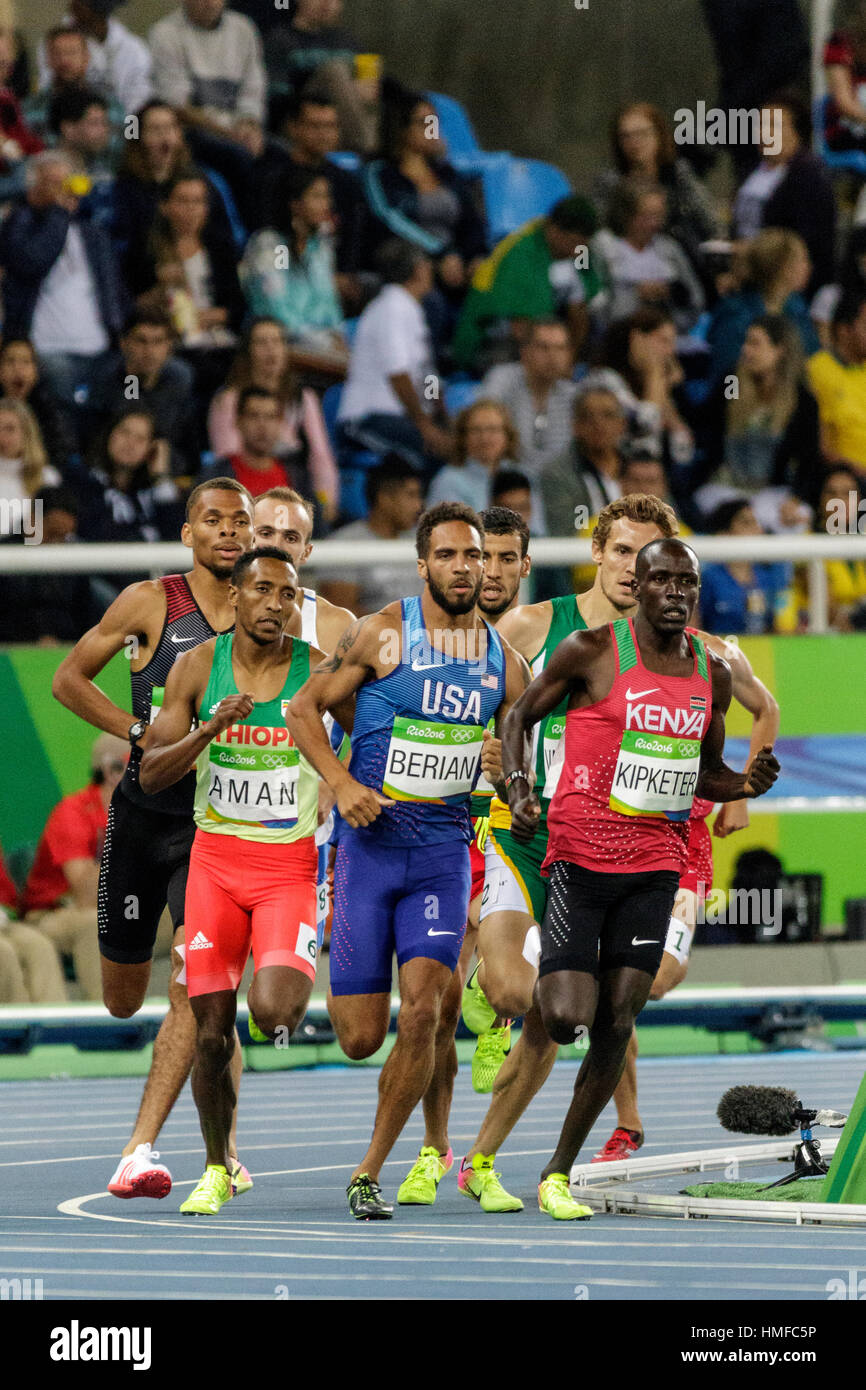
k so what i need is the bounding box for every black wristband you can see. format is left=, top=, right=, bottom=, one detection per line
left=504, top=770, right=529, bottom=791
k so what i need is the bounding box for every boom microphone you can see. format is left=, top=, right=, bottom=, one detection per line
left=717, top=1085, right=802, bottom=1135
left=717, top=1085, right=848, bottom=1135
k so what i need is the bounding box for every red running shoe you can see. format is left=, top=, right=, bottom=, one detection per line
left=591, top=1128, right=643, bottom=1163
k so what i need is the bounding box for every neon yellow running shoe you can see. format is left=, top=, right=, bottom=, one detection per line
left=180, top=1165, right=234, bottom=1215
left=397, top=1145, right=454, bottom=1204
left=457, top=1153, right=523, bottom=1212
left=462, top=961, right=496, bottom=1035
left=230, top=1159, right=253, bottom=1196
left=472, top=1024, right=511, bottom=1093
left=537, top=1173, right=592, bottom=1221
left=247, top=1009, right=268, bottom=1043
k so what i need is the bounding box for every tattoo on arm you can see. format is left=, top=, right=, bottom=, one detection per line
left=312, top=616, right=372, bottom=675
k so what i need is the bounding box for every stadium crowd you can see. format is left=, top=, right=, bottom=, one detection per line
left=0, top=0, right=864, bottom=649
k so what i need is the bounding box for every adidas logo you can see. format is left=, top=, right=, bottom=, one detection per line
left=188, top=932, right=214, bottom=951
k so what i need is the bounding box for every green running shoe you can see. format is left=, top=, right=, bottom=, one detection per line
left=397, top=1145, right=454, bottom=1205
left=472, top=1024, right=511, bottom=1093
left=347, top=1173, right=393, bottom=1220
left=247, top=1009, right=268, bottom=1043
left=537, top=1173, right=592, bottom=1221
left=457, top=1153, right=523, bottom=1212
left=180, top=1165, right=233, bottom=1215
left=462, top=960, right=496, bottom=1035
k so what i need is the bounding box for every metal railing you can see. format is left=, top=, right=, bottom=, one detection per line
left=2, top=533, right=866, bottom=632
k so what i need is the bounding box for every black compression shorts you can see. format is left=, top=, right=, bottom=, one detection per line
left=98, top=786, right=196, bottom=965
left=539, top=860, right=680, bottom=979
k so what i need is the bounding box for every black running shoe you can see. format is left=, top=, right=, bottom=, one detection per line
left=347, top=1173, right=393, bottom=1220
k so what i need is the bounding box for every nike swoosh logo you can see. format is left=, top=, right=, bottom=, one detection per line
left=170, top=633, right=198, bottom=644
left=631, top=938, right=658, bottom=947
left=427, top=929, right=456, bottom=937
left=412, top=659, right=447, bottom=671
left=625, top=686, right=659, bottom=700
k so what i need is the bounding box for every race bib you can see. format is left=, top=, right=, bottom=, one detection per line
left=206, top=742, right=301, bottom=826
left=609, top=731, right=700, bottom=821
left=383, top=717, right=484, bottom=802
left=542, top=716, right=566, bottom=799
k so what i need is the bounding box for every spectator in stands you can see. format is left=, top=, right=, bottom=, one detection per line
left=807, top=289, right=866, bottom=477
left=0, top=338, right=75, bottom=464
left=426, top=399, right=519, bottom=510
left=804, top=465, right=866, bottom=630
left=0, top=840, right=67, bottom=1004
left=707, top=228, right=818, bottom=388
left=540, top=387, right=625, bottom=536
left=823, top=3, right=866, bottom=155
left=208, top=317, right=338, bottom=521
left=701, top=0, right=810, bottom=179
left=698, top=497, right=796, bottom=634
left=240, top=164, right=347, bottom=373
left=590, top=306, right=696, bottom=466
left=148, top=0, right=266, bottom=152
left=204, top=385, right=315, bottom=504
left=571, top=441, right=685, bottom=590
left=127, top=168, right=243, bottom=406
left=337, top=239, right=452, bottom=473
left=0, top=150, right=127, bottom=431
left=697, top=315, right=822, bottom=514
left=732, top=93, right=836, bottom=297
left=0, top=27, right=43, bottom=197
left=362, top=82, right=487, bottom=339
left=256, top=91, right=369, bottom=301
left=322, top=454, right=424, bottom=614
left=25, top=25, right=124, bottom=144
left=86, top=308, right=199, bottom=477
left=73, top=407, right=182, bottom=544
left=110, top=99, right=235, bottom=255
left=0, top=400, right=61, bottom=535
left=811, top=226, right=866, bottom=349
left=21, top=732, right=129, bottom=1000
left=37, top=1, right=153, bottom=114
left=452, top=194, right=604, bottom=370
left=265, top=0, right=377, bottom=155
left=479, top=319, right=576, bottom=481
left=490, top=467, right=533, bottom=528
left=595, top=179, right=704, bottom=331
left=593, top=101, right=720, bottom=277
left=0, top=485, right=112, bottom=644
left=49, top=87, right=115, bottom=182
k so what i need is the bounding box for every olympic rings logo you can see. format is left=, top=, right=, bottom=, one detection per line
left=451, top=728, right=476, bottom=744
left=262, top=753, right=289, bottom=769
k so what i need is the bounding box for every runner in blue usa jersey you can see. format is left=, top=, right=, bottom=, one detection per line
left=287, top=502, right=530, bottom=1219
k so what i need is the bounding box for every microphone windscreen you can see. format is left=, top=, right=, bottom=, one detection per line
left=717, top=1084, right=799, bottom=1135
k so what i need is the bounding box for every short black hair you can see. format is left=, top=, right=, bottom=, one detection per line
left=548, top=193, right=599, bottom=237
left=832, top=287, right=866, bottom=329
left=704, top=497, right=753, bottom=535
left=122, top=305, right=176, bottom=338
left=416, top=501, right=484, bottom=559
left=237, top=385, right=280, bottom=414
left=490, top=468, right=531, bottom=501
left=34, top=485, right=79, bottom=518
left=186, top=477, right=254, bottom=521
left=634, top=536, right=699, bottom=583
left=48, top=86, right=108, bottom=135
left=365, top=453, right=419, bottom=509
left=376, top=237, right=429, bottom=285
left=285, top=90, right=337, bottom=123
left=230, top=546, right=297, bottom=588
left=479, top=504, right=530, bottom=558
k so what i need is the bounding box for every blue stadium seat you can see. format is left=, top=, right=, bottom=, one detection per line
left=478, top=156, right=572, bottom=244
left=321, top=383, right=343, bottom=452
left=426, top=92, right=482, bottom=158
left=814, top=95, right=866, bottom=178
left=328, top=151, right=362, bottom=172
left=199, top=163, right=247, bottom=252
left=323, top=385, right=383, bottom=519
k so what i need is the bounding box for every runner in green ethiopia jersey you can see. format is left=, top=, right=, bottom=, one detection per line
left=457, top=495, right=681, bottom=1214
left=139, top=548, right=337, bottom=1217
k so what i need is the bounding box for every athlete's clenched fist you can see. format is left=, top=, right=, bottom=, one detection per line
left=205, top=692, right=255, bottom=736
left=509, top=787, right=542, bottom=842
left=743, top=744, right=780, bottom=798
left=337, top=779, right=395, bottom=828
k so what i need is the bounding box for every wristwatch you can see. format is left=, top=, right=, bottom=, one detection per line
left=128, top=719, right=146, bottom=747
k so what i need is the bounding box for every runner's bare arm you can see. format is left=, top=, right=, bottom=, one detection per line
left=315, top=599, right=357, bottom=654
left=286, top=616, right=394, bottom=827
left=139, top=644, right=249, bottom=794
left=51, top=580, right=166, bottom=741
left=701, top=634, right=780, bottom=836
left=482, top=642, right=531, bottom=792
left=496, top=601, right=553, bottom=662
left=696, top=654, right=779, bottom=801
left=501, top=628, right=598, bottom=841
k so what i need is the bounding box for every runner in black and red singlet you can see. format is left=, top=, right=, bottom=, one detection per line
left=500, top=538, right=780, bottom=1219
